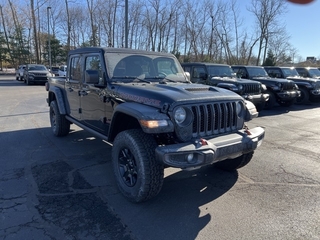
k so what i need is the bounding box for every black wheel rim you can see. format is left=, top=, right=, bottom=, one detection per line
left=50, top=107, right=57, bottom=131
left=118, top=148, right=138, bottom=187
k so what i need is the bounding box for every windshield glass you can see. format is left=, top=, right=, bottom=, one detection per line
left=207, top=65, right=235, bottom=78
left=28, top=65, right=47, bottom=71
left=282, top=68, right=299, bottom=78
left=105, top=52, right=187, bottom=82
left=308, top=68, right=320, bottom=78
left=246, top=67, right=269, bottom=77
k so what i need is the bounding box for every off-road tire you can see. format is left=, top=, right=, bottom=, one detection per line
left=112, top=129, right=164, bottom=203
left=49, top=100, right=70, bottom=137
left=255, top=102, right=266, bottom=112
left=295, top=87, right=309, bottom=105
left=278, top=99, right=295, bottom=107
left=264, top=91, right=276, bottom=110
left=215, top=151, right=254, bottom=171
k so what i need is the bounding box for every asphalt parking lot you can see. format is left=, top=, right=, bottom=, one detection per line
left=0, top=75, right=319, bottom=240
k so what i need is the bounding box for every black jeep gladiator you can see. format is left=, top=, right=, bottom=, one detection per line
left=264, top=66, right=320, bottom=104
left=45, top=47, right=265, bottom=202
left=181, top=63, right=269, bottom=111
left=231, top=65, right=300, bottom=109
left=295, top=67, right=320, bottom=79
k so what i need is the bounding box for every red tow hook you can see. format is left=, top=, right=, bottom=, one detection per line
left=244, top=125, right=252, bottom=135
left=199, top=138, right=208, bottom=146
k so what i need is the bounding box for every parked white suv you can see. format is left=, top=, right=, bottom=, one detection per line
left=58, top=65, right=67, bottom=77
left=16, top=65, right=26, bottom=81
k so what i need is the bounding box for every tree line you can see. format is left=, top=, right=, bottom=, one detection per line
left=0, top=0, right=300, bottom=69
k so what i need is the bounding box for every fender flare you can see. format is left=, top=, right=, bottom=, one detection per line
left=48, top=86, right=68, bottom=115
left=109, top=102, right=174, bottom=140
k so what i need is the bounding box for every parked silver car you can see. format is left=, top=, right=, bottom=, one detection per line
left=16, top=65, right=26, bottom=81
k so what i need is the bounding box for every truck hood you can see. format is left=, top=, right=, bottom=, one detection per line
left=114, top=82, right=242, bottom=109
left=287, top=76, right=320, bottom=83
left=251, top=76, right=292, bottom=83
left=210, top=76, right=260, bottom=84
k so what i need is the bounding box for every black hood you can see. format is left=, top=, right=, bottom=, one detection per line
left=114, top=82, right=242, bottom=110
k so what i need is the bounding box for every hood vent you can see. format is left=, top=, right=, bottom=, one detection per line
left=185, top=87, right=211, bottom=92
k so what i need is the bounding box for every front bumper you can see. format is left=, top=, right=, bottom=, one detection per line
left=155, top=126, right=265, bottom=169
left=243, top=93, right=269, bottom=104
left=276, top=90, right=300, bottom=100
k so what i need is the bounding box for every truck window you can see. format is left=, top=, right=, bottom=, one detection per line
left=85, top=55, right=103, bottom=84
left=70, top=57, right=81, bottom=81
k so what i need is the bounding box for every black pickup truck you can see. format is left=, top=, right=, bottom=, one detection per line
left=181, top=63, right=269, bottom=111
left=45, top=47, right=265, bottom=202
left=231, top=65, right=300, bottom=109
left=264, top=66, right=320, bottom=104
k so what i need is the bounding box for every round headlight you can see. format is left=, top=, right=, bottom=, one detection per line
left=174, top=107, right=186, bottom=124
left=238, top=84, right=243, bottom=90
left=236, top=101, right=243, bottom=116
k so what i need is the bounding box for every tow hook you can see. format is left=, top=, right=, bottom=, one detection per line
left=195, top=138, right=208, bottom=147
left=244, top=125, right=252, bottom=135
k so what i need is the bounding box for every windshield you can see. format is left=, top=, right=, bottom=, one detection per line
left=207, top=65, right=236, bottom=78
left=105, top=52, right=187, bottom=83
left=282, top=68, right=300, bottom=78
left=28, top=65, right=47, bottom=71
left=308, top=68, right=320, bottom=78
left=246, top=67, right=269, bottom=77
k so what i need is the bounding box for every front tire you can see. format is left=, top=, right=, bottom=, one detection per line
left=215, top=152, right=254, bottom=171
left=112, top=129, right=164, bottom=203
left=295, top=87, right=309, bottom=104
left=264, top=91, right=276, bottom=110
left=49, top=100, right=70, bottom=136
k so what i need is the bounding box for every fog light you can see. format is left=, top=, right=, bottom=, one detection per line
left=186, top=153, right=195, bottom=163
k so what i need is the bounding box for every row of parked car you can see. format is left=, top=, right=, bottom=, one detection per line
left=181, top=63, right=320, bottom=111
left=15, top=64, right=67, bottom=85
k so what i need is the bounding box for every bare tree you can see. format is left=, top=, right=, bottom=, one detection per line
left=247, top=0, right=287, bottom=65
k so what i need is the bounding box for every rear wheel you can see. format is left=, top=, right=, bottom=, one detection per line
left=112, top=129, right=164, bottom=203
left=215, top=152, right=254, bottom=171
left=49, top=100, right=70, bottom=136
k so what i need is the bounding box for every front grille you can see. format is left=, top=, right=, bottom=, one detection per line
left=282, top=82, right=296, bottom=90
left=191, top=101, right=238, bottom=137
left=242, top=83, right=261, bottom=94
left=314, top=81, right=320, bottom=89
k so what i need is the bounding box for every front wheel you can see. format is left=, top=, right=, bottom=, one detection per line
left=112, top=129, right=164, bottom=203
left=295, top=88, right=309, bottom=104
left=264, top=91, right=276, bottom=110
left=215, top=152, right=254, bottom=171
left=49, top=100, right=70, bottom=136
left=278, top=99, right=295, bottom=107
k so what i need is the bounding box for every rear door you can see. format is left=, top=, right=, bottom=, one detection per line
left=66, top=55, right=81, bottom=119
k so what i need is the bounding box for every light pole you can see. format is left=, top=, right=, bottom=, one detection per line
left=47, top=6, right=52, bottom=71
left=125, top=0, right=128, bottom=48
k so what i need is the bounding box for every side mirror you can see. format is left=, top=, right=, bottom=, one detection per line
left=184, top=71, right=191, bottom=82
left=199, top=72, right=208, bottom=80
left=85, top=70, right=100, bottom=84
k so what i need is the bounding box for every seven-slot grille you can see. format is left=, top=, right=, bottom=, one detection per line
left=242, top=83, right=261, bottom=94
left=190, top=101, right=239, bottom=138
left=282, top=82, right=297, bottom=90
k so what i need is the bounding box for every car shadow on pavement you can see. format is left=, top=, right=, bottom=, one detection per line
left=0, top=127, right=238, bottom=240
left=258, top=101, right=320, bottom=117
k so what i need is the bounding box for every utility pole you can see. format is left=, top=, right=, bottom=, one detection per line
left=47, top=6, right=52, bottom=71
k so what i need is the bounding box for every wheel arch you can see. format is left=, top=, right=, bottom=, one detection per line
left=108, top=102, right=173, bottom=142
left=47, top=86, right=69, bottom=115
